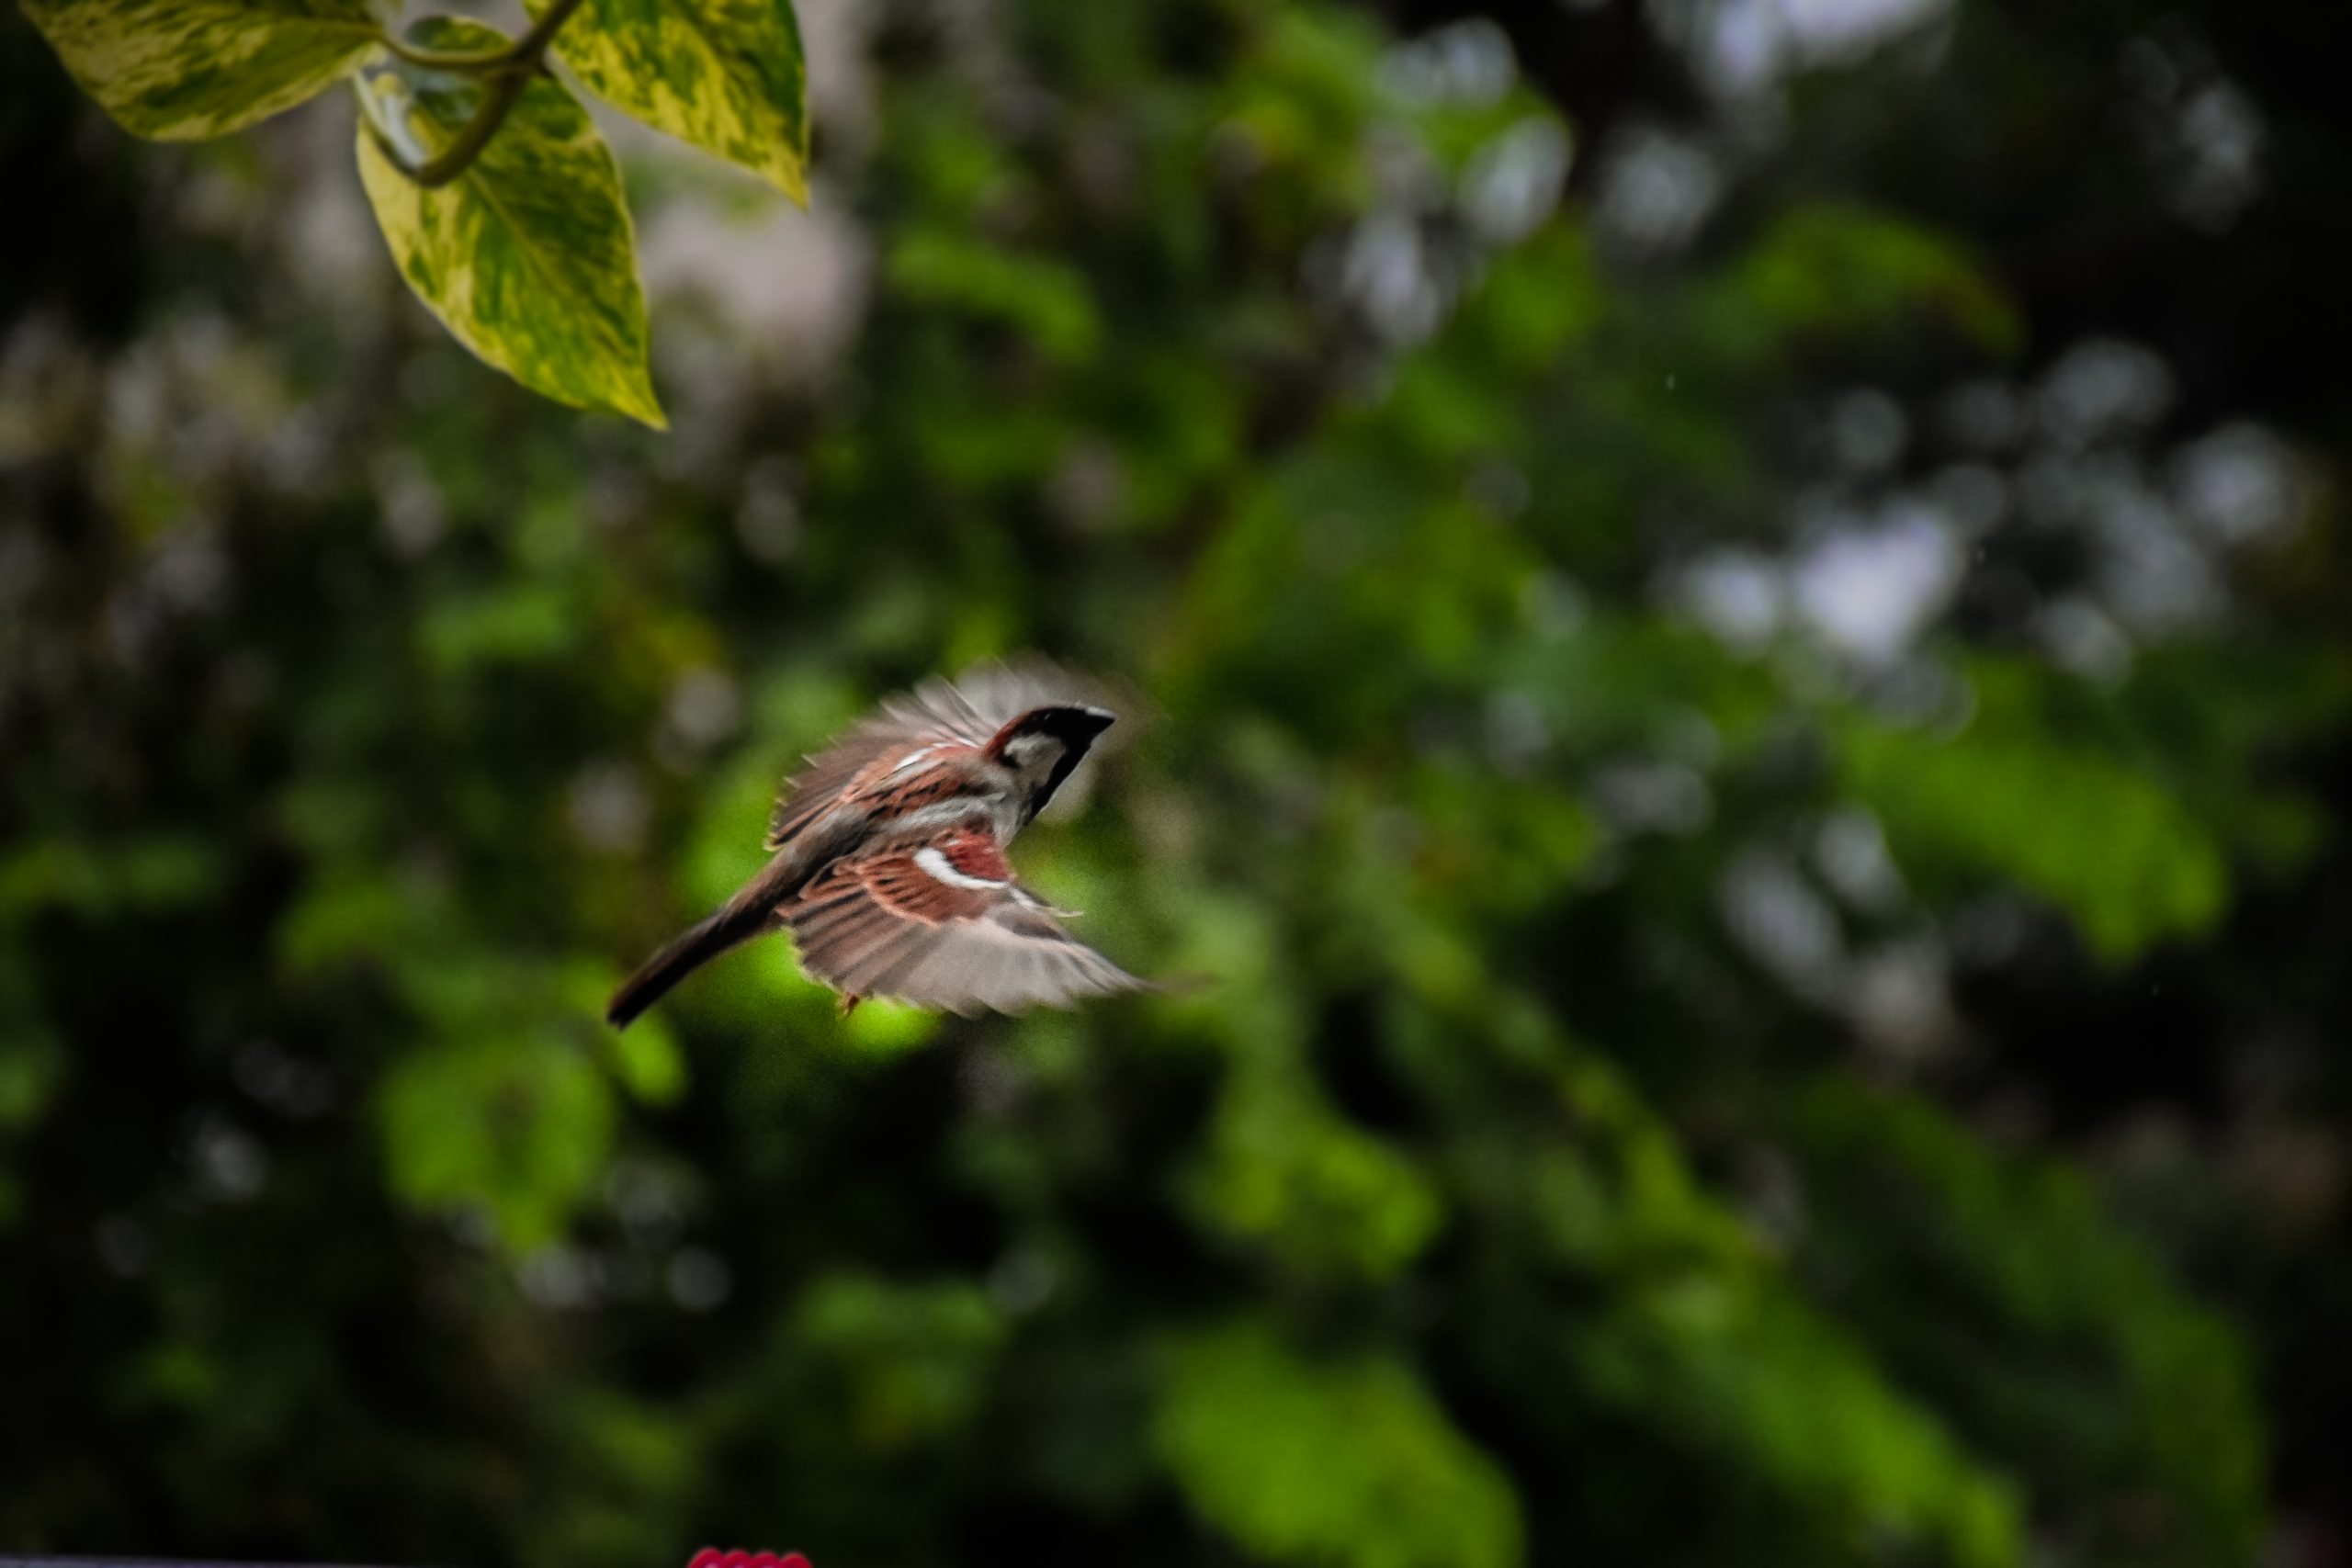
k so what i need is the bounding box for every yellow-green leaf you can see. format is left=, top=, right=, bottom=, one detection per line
left=527, top=0, right=809, bottom=201
left=356, top=19, right=665, bottom=427
left=23, top=0, right=380, bottom=140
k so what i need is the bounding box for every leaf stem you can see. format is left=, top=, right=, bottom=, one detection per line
left=366, top=0, right=594, bottom=189
left=377, top=37, right=511, bottom=72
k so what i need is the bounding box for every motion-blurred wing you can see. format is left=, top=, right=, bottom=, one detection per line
left=780, top=829, right=1148, bottom=1015
left=766, top=660, right=1097, bottom=850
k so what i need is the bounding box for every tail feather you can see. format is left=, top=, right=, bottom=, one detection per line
left=608, top=810, right=871, bottom=1031
left=605, top=905, right=767, bottom=1030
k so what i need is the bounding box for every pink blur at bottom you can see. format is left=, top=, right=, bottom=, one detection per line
left=686, top=1550, right=812, bottom=1568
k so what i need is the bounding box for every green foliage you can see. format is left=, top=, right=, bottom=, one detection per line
left=20, top=0, right=810, bottom=422
left=1187, top=1059, right=1445, bottom=1278
left=888, top=231, right=1104, bottom=367
left=357, top=17, right=663, bottom=427
left=794, top=1274, right=1008, bottom=1450
left=379, top=1030, right=617, bottom=1251
left=1156, top=1324, right=1523, bottom=1568
left=0, top=1021, right=61, bottom=1228
left=4, top=0, right=2339, bottom=1563
left=1719, top=205, right=2025, bottom=362
left=1838, top=708, right=2229, bottom=960
left=20, top=0, right=379, bottom=139
left=530, top=0, right=809, bottom=201
left=1782, top=1080, right=2266, bottom=1566
left=1574, top=1292, right=2022, bottom=1566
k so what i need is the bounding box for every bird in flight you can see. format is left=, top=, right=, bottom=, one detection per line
left=607, top=663, right=1151, bottom=1029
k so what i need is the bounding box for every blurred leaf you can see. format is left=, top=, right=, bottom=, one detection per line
left=888, top=230, right=1102, bottom=364
left=533, top=1388, right=700, bottom=1568
left=272, top=868, right=413, bottom=977
left=1719, top=204, right=2023, bottom=359
left=840, top=997, right=944, bottom=1055
left=0, top=1029, right=64, bottom=1134
left=377, top=1032, right=616, bottom=1250
left=606, top=1021, right=684, bottom=1103
left=0, top=834, right=222, bottom=918
left=1187, top=1064, right=1443, bottom=1278
left=1219, top=7, right=1386, bottom=209
left=21, top=0, right=379, bottom=140
left=529, top=0, right=809, bottom=200
left=356, top=19, right=663, bottom=426
left=795, top=1273, right=1006, bottom=1450
left=1838, top=713, right=2228, bottom=958
left=2081, top=641, right=2352, bottom=876
left=1157, top=1324, right=1523, bottom=1568
left=1575, top=1289, right=2023, bottom=1568
left=420, top=580, right=579, bottom=672
left=1785, top=1079, right=2265, bottom=1564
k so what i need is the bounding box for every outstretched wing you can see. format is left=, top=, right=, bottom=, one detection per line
left=780, top=826, right=1149, bottom=1015
left=766, top=661, right=1098, bottom=850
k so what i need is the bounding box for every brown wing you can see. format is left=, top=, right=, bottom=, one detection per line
left=780, top=829, right=1149, bottom=1016
left=766, top=660, right=1099, bottom=850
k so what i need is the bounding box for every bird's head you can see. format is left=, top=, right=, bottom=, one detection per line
left=986, top=704, right=1116, bottom=824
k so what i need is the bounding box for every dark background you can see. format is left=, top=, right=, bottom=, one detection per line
left=5, top=0, right=2351, bottom=1563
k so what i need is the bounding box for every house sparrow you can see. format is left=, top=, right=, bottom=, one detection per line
left=607, top=663, right=1150, bottom=1029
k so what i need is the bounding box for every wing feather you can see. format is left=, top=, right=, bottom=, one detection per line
left=781, top=830, right=1149, bottom=1016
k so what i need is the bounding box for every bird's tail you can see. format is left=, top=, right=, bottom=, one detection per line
left=605, top=909, right=752, bottom=1030
left=607, top=855, right=809, bottom=1029
left=609, top=815, right=865, bottom=1030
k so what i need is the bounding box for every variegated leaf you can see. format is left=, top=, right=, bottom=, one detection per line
left=356, top=18, right=665, bottom=428
left=526, top=0, right=809, bottom=201
left=22, top=0, right=381, bottom=141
